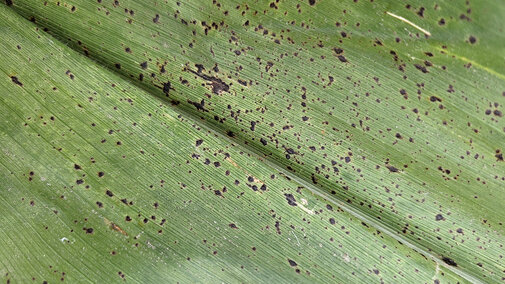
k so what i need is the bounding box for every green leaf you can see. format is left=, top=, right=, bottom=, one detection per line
left=1, top=0, right=504, bottom=282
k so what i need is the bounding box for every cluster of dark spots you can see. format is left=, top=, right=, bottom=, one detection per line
left=118, top=271, right=125, bottom=279
left=414, top=64, right=428, bottom=73
left=399, top=89, right=408, bottom=99
left=187, top=99, right=208, bottom=112
left=76, top=179, right=84, bottom=185
left=284, top=193, right=297, bottom=206
left=153, top=14, right=160, bottom=23
left=430, top=96, right=442, bottom=102
left=195, top=139, right=203, bottom=147
left=495, top=150, right=503, bottom=161
left=331, top=47, right=348, bottom=62
left=274, top=221, right=281, bottom=234
left=188, top=67, right=229, bottom=94
left=10, top=76, right=23, bottom=87
left=435, top=214, right=444, bottom=221
left=5, top=0, right=13, bottom=6
left=96, top=201, right=103, bottom=208
left=442, top=257, right=457, bottom=266
left=260, top=138, right=268, bottom=145
left=229, top=223, right=238, bottom=229
left=373, top=39, right=383, bottom=46
left=106, top=190, right=114, bottom=197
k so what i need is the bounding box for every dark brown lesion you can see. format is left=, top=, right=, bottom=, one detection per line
left=10, top=76, right=23, bottom=86
left=186, top=65, right=230, bottom=94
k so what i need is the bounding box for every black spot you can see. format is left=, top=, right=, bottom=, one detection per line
left=337, top=55, right=348, bottom=63
left=333, top=47, right=344, bottom=54
left=414, top=64, right=428, bottom=73
left=329, top=218, right=335, bottom=225
left=106, top=190, right=114, bottom=197
left=284, top=194, right=297, bottom=206
left=288, top=259, right=297, bottom=266
left=74, top=164, right=82, bottom=170
left=85, top=228, right=94, bottom=234
left=442, top=257, right=457, bottom=266
left=153, top=14, right=160, bottom=23
left=5, top=0, right=13, bottom=6
left=260, top=138, right=268, bottom=145
left=468, top=36, right=477, bottom=44
left=386, top=165, right=399, bottom=172
left=10, top=76, right=23, bottom=87
left=140, top=61, right=148, bottom=69
left=195, top=139, right=203, bottom=147
left=496, top=153, right=504, bottom=161
left=162, top=81, right=173, bottom=95
left=98, top=172, right=105, bottom=177
left=115, top=63, right=121, bottom=69
left=76, top=179, right=84, bottom=185
left=417, top=7, right=425, bottom=17
left=229, top=223, right=238, bottom=229
left=435, top=214, right=444, bottom=221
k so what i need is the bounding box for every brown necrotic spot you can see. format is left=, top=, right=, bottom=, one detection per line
left=442, top=257, right=457, bottom=266
left=284, top=194, right=297, bottom=206
left=10, top=76, right=23, bottom=87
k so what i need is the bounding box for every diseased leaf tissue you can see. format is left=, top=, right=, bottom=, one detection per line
left=1, top=0, right=504, bottom=283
